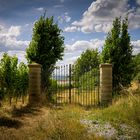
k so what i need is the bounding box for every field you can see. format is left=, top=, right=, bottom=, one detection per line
left=0, top=104, right=104, bottom=140
left=53, top=88, right=100, bottom=106
left=0, top=82, right=139, bottom=140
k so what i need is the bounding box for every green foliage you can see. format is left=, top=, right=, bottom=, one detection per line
left=15, top=62, right=29, bottom=98
left=76, top=69, right=99, bottom=91
left=101, top=17, right=133, bottom=93
left=0, top=53, right=18, bottom=98
left=0, top=53, right=28, bottom=102
left=73, top=49, right=100, bottom=80
left=47, top=79, right=57, bottom=101
left=26, top=15, right=64, bottom=93
left=88, top=91, right=140, bottom=139
left=49, top=79, right=58, bottom=91
left=133, top=53, right=140, bottom=81
left=0, top=106, right=104, bottom=140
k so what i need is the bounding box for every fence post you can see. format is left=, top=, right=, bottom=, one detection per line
left=28, top=63, right=42, bottom=106
left=69, top=64, right=72, bottom=104
left=100, top=64, right=112, bottom=106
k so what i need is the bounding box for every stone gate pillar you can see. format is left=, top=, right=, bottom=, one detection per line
left=28, top=63, right=42, bottom=106
left=100, top=64, right=112, bottom=105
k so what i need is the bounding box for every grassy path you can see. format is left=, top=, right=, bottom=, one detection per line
left=0, top=105, right=104, bottom=140
left=0, top=84, right=139, bottom=140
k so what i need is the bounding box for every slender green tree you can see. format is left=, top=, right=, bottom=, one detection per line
left=15, top=62, right=28, bottom=103
left=73, top=49, right=100, bottom=79
left=0, top=53, right=29, bottom=105
left=0, top=53, right=18, bottom=104
left=101, top=17, right=133, bottom=93
left=26, top=14, right=64, bottom=94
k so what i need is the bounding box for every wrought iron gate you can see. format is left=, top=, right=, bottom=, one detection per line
left=50, top=64, right=100, bottom=106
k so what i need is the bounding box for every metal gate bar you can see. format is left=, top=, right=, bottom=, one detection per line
left=50, top=64, right=100, bottom=106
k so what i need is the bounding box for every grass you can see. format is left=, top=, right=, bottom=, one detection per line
left=0, top=92, right=139, bottom=139
left=0, top=82, right=139, bottom=139
left=32, top=106, right=104, bottom=140
left=0, top=105, right=104, bottom=140
left=54, top=88, right=100, bottom=106
left=1, top=95, right=28, bottom=107
left=0, top=116, right=23, bottom=128
left=86, top=88, right=140, bottom=139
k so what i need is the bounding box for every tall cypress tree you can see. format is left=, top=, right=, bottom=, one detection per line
left=101, top=17, right=133, bottom=94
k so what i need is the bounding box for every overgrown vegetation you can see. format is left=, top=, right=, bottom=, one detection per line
left=72, top=49, right=100, bottom=79
left=71, top=17, right=136, bottom=96
left=0, top=85, right=139, bottom=139
left=34, top=107, right=102, bottom=140
left=133, top=53, right=140, bottom=82
left=101, top=17, right=133, bottom=94
left=0, top=103, right=105, bottom=140
left=0, top=14, right=140, bottom=139
left=26, top=14, right=64, bottom=96
left=0, top=53, right=28, bottom=106
left=77, top=68, right=99, bottom=90
left=71, top=49, right=100, bottom=94
left=85, top=87, right=140, bottom=139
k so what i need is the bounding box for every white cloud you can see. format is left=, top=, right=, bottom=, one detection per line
left=60, top=0, right=64, bottom=3
left=53, top=5, right=63, bottom=8
left=0, top=25, right=4, bottom=31
left=65, top=39, right=104, bottom=52
left=58, top=12, right=71, bottom=23
left=1, top=37, right=138, bottom=65
left=65, top=39, right=140, bottom=55
left=65, top=16, right=71, bottom=23
left=137, top=0, right=140, bottom=5
left=66, top=0, right=140, bottom=33
left=0, top=25, right=29, bottom=52
left=36, top=7, right=44, bottom=11
left=0, top=25, right=29, bottom=63
left=8, top=26, right=21, bottom=37
left=94, top=23, right=112, bottom=33
left=57, top=39, right=140, bottom=65
left=131, top=40, right=140, bottom=55
left=24, top=24, right=30, bottom=27
left=57, top=56, right=78, bottom=65
left=8, top=51, right=27, bottom=63
left=0, top=51, right=27, bottom=64
left=64, top=26, right=79, bottom=32
left=58, top=39, right=104, bottom=65
left=0, top=25, right=21, bottom=37
left=132, top=40, right=140, bottom=48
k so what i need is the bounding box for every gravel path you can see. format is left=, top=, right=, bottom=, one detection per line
left=80, top=119, right=137, bottom=140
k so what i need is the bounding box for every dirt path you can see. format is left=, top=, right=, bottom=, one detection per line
left=0, top=106, right=50, bottom=140
left=20, top=107, right=49, bottom=129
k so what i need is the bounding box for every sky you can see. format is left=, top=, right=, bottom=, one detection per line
left=0, top=0, right=140, bottom=65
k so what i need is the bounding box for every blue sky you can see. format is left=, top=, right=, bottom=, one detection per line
left=0, top=0, right=140, bottom=64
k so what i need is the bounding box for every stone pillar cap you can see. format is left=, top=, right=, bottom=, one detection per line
left=28, top=63, right=42, bottom=68
left=100, top=63, right=112, bottom=68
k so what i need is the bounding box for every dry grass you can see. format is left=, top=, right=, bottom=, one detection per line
left=0, top=82, right=139, bottom=140
left=86, top=85, right=140, bottom=139
left=55, top=88, right=100, bottom=106
left=1, top=96, right=28, bottom=107
left=0, top=103, right=104, bottom=140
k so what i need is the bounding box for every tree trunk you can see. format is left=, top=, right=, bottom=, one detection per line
left=9, top=97, right=12, bottom=106
left=22, top=96, right=24, bottom=104
left=16, top=96, right=18, bottom=104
